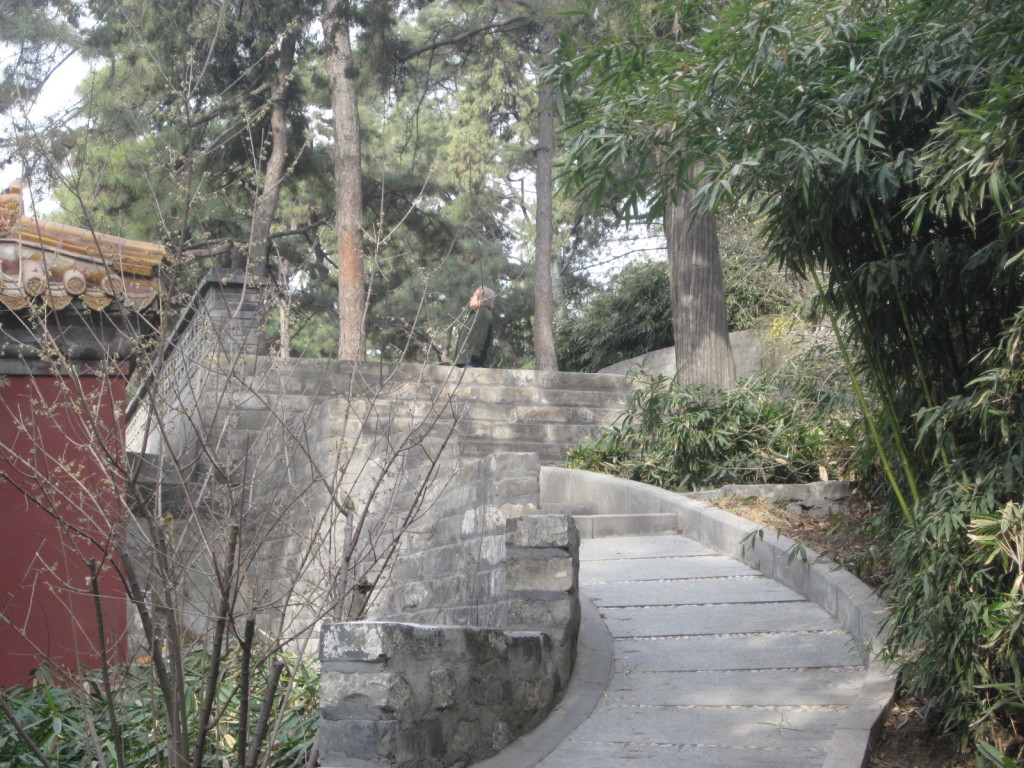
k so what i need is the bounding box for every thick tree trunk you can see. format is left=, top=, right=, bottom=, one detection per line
left=533, top=20, right=559, bottom=371
left=665, top=168, right=735, bottom=388
left=244, top=32, right=297, bottom=276
left=325, top=0, right=366, bottom=361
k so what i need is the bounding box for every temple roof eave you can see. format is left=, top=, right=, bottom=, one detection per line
left=0, top=184, right=168, bottom=314
left=16, top=217, right=166, bottom=277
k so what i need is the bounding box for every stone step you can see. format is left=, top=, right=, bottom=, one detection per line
left=338, top=383, right=630, bottom=411
left=455, top=421, right=606, bottom=444
left=313, top=412, right=606, bottom=442
left=543, top=501, right=597, bottom=517
left=573, top=513, right=680, bottom=539
left=283, top=359, right=634, bottom=393
left=399, top=364, right=635, bottom=393
left=237, top=357, right=636, bottom=404
left=300, top=383, right=629, bottom=418
left=308, top=407, right=613, bottom=434
left=451, top=384, right=630, bottom=409
left=447, top=401, right=624, bottom=426
left=229, top=359, right=631, bottom=471
left=456, top=439, right=575, bottom=464
left=312, top=399, right=624, bottom=428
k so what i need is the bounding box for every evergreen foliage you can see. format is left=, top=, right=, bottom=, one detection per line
left=21, top=0, right=622, bottom=368
left=686, top=0, right=1024, bottom=750
left=555, top=207, right=808, bottom=373
left=556, top=260, right=673, bottom=372
left=568, top=374, right=848, bottom=491
left=0, top=2, right=80, bottom=118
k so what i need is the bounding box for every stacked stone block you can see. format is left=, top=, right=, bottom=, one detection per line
left=319, top=453, right=580, bottom=768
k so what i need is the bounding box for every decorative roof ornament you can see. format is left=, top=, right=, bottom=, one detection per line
left=0, top=182, right=167, bottom=312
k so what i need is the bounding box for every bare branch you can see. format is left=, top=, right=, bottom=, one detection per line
left=397, top=15, right=530, bottom=62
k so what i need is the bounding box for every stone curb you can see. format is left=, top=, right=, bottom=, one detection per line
left=470, top=596, right=614, bottom=768
left=539, top=467, right=897, bottom=768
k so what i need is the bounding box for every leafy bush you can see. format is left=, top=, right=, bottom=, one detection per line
left=0, top=648, right=318, bottom=768
left=881, top=312, right=1024, bottom=752
left=718, top=208, right=811, bottom=331
left=567, top=374, right=851, bottom=491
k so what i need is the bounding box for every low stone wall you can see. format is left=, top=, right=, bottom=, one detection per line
left=369, top=452, right=540, bottom=628
left=319, top=454, right=580, bottom=768
left=597, top=330, right=763, bottom=379
left=598, top=324, right=836, bottom=381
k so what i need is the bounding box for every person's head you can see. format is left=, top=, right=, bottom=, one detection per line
left=469, top=285, right=496, bottom=309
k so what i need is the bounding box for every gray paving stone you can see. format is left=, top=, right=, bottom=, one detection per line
left=613, top=632, right=866, bottom=673
left=581, top=536, right=716, bottom=560
left=566, top=703, right=844, bottom=748
left=536, top=740, right=826, bottom=768
left=473, top=530, right=887, bottom=768
left=586, top=576, right=805, bottom=606
left=606, top=668, right=867, bottom=707
left=583, top=553, right=753, bottom=582
left=583, top=513, right=680, bottom=537
left=599, top=601, right=842, bottom=637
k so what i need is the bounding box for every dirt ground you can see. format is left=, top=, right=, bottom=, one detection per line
left=712, top=495, right=973, bottom=768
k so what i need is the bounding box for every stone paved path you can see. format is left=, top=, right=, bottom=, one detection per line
left=533, top=534, right=869, bottom=768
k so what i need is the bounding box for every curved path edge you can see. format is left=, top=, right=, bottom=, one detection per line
left=539, top=467, right=898, bottom=768
left=471, top=596, right=615, bottom=768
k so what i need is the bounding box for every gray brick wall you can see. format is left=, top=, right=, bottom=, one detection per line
left=320, top=453, right=580, bottom=768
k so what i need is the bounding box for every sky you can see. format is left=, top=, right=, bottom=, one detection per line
left=1, top=53, right=90, bottom=213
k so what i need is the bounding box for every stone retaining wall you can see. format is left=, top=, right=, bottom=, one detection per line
left=597, top=330, right=763, bottom=379
left=319, top=453, right=580, bottom=768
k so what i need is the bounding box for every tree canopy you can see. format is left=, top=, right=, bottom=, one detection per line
left=12, top=0, right=626, bottom=367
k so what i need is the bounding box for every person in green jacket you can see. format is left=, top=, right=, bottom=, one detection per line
left=454, top=286, right=496, bottom=367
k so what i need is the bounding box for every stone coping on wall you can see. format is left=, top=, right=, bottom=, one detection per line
left=539, top=466, right=896, bottom=768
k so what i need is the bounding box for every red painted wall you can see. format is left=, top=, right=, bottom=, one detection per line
left=0, top=371, right=129, bottom=687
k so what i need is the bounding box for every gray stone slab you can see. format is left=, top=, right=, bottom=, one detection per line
left=599, top=601, right=841, bottom=637
left=580, top=535, right=716, bottom=561
left=607, top=668, right=868, bottom=707
left=583, top=554, right=755, bottom=583
left=566, top=703, right=844, bottom=749
left=614, top=632, right=866, bottom=673
left=584, top=576, right=804, bottom=607
left=584, top=513, right=680, bottom=538
left=536, top=740, right=825, bottom=768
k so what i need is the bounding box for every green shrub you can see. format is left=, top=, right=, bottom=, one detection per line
left=0, top=647, right=318, bottom=768
left=882, top=312, right=1024, bottom=751
left=718, top=208, right=811, bottom=331
left=568, top=374, right=851, bottom=490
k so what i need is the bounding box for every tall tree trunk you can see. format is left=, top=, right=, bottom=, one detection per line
left=325, top=0, right=366, bottom=361
left=665, top=165, right=735, bottom=388
left=243, top=31, right=297, bottom=276
left=533, top=20, right=559, bottom=371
